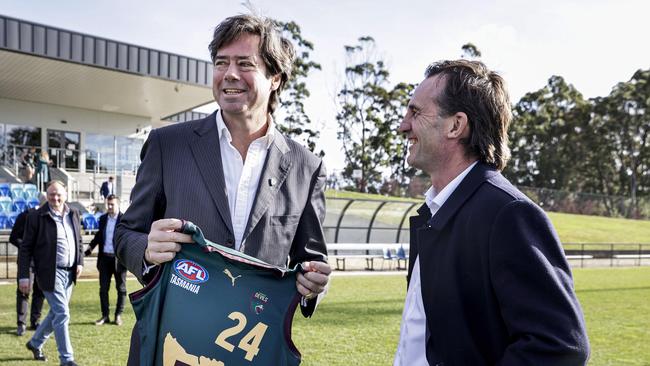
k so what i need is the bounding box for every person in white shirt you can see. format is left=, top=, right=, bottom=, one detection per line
left=393, top=59, right=589, bottom=365
left=86, top=194, right=126, bottom=326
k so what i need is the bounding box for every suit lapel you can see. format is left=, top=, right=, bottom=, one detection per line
left=428, top=163, right=499, bottom=231
left=242, top=132, right=291, bottom=243
left=188, top=112, right=234, bottom=235
left=409, top=163, right=499, bottom=281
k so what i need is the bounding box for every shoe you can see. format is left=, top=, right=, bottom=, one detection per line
left=29, top=322, right=40, bottom=331
left=114, top=314, right=123, bottom=326
left=26, top=341, right=46, bottom=361
left=17, top=324, right=26, bottom=336
left=95, top=316, right=109, bottom=326
left=60, top=361, right=78, bottom=366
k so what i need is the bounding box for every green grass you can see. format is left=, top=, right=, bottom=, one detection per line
left=0, top=267, right=649, bottom=365
left=325, top=190, right=650, bottom=244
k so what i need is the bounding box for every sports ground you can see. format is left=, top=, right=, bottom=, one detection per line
left=0, top=266, right=648, bottom=365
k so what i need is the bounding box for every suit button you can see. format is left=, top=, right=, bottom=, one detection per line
left=226, top=238, right=234, bottom=246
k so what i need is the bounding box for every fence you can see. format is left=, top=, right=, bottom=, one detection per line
left=2, top=197, right=649, bottom=279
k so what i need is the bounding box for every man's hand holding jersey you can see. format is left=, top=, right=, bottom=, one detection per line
left=144, top=218, right=331, bottom=299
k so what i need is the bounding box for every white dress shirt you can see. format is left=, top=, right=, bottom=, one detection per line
left=394, top=161, right=477, bottom=366
left=216, top=111, right=275, bottom=251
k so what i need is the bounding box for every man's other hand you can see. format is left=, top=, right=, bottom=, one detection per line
left=296, top=261, right=332, bottom=299
left=145, top=219, right=194, bottom=265
left=18, top=279, right=30, bottom=295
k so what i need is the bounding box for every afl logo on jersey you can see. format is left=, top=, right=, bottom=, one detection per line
left=173, top=260, right=209, bottom=284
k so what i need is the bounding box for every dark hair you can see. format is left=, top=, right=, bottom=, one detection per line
left=424, top=60, right=511, bottom=170
left=208, top=14, right=295, bottom=115
left=106, top=194, right=120, bottom=202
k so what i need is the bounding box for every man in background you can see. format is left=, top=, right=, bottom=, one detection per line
left=19, top=181, right=84, bottom=366
left=10, top=192, right=46, bottom=336
left=85, top=194, right=126, bottom=326
left=100, top=176, right=114, bottom=200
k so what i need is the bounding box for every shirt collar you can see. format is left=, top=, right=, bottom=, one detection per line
left=48, top=203, right=69, bottom=217
left=424, top=161, right=478, bottom=216
left=216, top=110, right=275, bottom=148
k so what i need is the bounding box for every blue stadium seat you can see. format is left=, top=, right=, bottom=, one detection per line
left=7, top=211, right=20, bottom=229
left=12, top=198, right=27, bottom=213
left=0, top=196, right=12, bottom=213
left=0, top=183, right=10, bottom=197
left=23, top=183, right=39, bottom=200
left=0, top=212, right=8, bottom=229
left=82, top=213, right=99, bottom=231
left=381, top=247, right=396, bottom=270
left=396, top=246, right=408, bottom=270
left=26, top=197, right=40, bottom=209
left=10, top=183, right=24, bottom=199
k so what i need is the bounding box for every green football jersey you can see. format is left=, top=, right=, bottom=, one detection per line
left=130, top=221, right=302, bottom=366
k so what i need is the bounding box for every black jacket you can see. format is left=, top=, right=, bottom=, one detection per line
left=18, top=203, right=84, bottom=291
left=409, top=163, right=589, bottom=365
left=87, top=212, right=123, bottom=264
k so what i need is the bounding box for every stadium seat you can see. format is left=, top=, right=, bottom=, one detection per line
left=0, top=183, right=10, bottom=197
left=12, top=198, right=27, bottom=213
left=23, top=183, right=39, bottom=199
left=0, top=196, right=12, bottom=213
left=82, top=213, right=99, bottom=231
left=0, top=212, right=8, bottom=229
left=381, top=247, right=396, bottom=270
left=396, top=246, right=408, bottom=270
left=10, top=183, right=24, bottom=199
left=7, top=211, right=20, bottom=229
left=26, top=197, right=40, bottom=209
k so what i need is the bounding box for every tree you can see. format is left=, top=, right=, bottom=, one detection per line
left=461, top=43, right=482, bottom=59
left=275, top=20, right=323, bottom=155
left=505, top=75, right=592, bottom=192
left=335, top=36, right=398, bottom=193
left=590, top=69, right=650, bottom=217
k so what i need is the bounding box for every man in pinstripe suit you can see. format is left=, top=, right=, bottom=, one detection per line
left=115, top=14, right=330, bottom=364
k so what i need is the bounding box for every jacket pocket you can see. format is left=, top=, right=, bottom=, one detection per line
left=270, top=214, right=301, bottom=226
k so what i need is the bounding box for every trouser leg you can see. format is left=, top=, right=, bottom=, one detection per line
left=115, top=259, right=127, bottom=315
left=98, top=256, right=112, bottom=317
left=16, top=281, right=29, bottom=326
left=30, top=273, right=44, bottom=326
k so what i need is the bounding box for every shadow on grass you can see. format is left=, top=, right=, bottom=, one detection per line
left=0, top=357, right=34, bottom=362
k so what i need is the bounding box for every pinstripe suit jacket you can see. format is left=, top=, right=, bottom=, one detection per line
left=114, top=111, right=327, bottom=304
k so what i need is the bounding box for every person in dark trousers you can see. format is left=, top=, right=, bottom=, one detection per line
left=10, top=193, right=47, bottom=336
left=99, top=176, right=114, bottom=200
left=393, top=60, right=590, bottom=365
left=85, top=194, right=126, bottom=326
left=19, top=180, right=84, bottom=366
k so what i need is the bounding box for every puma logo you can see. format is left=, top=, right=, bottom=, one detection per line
left=223, top=269, right=241, bottom=287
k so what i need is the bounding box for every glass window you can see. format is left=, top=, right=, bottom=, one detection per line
left=48, top=129, right=80, bottom=171
left=6, top=125, right=41, bottom=147
left=85, top=133, right=115, bottom=173
left=116, top=136, right=143, bottom=174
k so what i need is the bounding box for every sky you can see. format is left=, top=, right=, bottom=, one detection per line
left=3, top=0, right=650, bottom=173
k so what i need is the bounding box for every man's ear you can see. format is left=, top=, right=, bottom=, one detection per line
left=270, top=74, right=281, bottom=91
left=447, top=112, right=470, bottom=139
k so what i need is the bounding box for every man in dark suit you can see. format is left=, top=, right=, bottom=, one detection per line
left=115, top=14, right=330, bottom=364
left=393, top=60, right=589, bottom=366
left=18, top=180, right=83, bottom=366
left=85, top=194, right=126, bottom=326
left=10, top=194, right=46, bottom=336
left=99, top=176, right=114, bottom=200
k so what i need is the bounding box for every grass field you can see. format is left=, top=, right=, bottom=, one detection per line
left=0, top=267, right=649, bottom=365
left=326, top=189, right=650, bottom=244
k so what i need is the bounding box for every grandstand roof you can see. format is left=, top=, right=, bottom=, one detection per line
left=0, top=14, right=213, bottom=122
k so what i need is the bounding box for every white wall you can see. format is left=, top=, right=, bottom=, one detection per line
left=0, top=97, right=151, bottom=136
